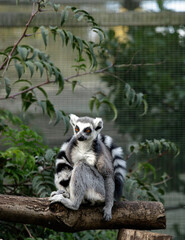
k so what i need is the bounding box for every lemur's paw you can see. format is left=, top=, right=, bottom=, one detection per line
left=50, top=191, right=58, bottom=197
left=103, top=206, right=112, bottom=221
left=49, top=194, right=64, bottom=203
left=50, top=190, right=69, bottom=198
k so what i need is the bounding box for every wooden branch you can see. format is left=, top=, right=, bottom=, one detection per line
left=117, top=229, right=172, bottom=240
left=0, top=194, right=166, bottom=232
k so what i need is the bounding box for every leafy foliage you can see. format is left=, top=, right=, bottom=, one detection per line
left=99, top=27, right=184, bottom=192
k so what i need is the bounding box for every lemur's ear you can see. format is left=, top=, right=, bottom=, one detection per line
left=94, top=118, right=103, bottom=131
left=69, top=114, right=79, bottom=126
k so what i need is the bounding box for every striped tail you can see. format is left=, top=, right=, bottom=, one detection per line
left=100, top=135, right=127, bottom=201
left=54, top=138, right=73, bottom=191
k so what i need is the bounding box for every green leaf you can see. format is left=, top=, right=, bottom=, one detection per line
left=49, top=26, right=58, bottom=41
left=56, top=73, right=64, bottom=95
left=45, top=149, right=55, bottom=161
left=57, top=29, right=65, bottom=46
left=72, top=80, right=77, bottom=92
left=37, top=87, right=48, bottom=99
left=26, top=60, right=34, bottom=77
left=46, top=100, right=55, bottom=119
left=34, top=61, right=44, bottom=77
left=14, top=79, right=32, bottom=86
left=76, top=36, right=84, bottom=54
left=53, top=3, right=60, bottom=12
left=40, top=26, right=48, bottom=48
left=17, top=46, right=28, bottom=60
left=42, top=61, right=52, bottom=76
left=89, top=97, right=95, bottom=112
left=33, top=26, right=39, bottom=34
left=61, top=8, right=69, bottom=26
left=102, top=99, right=118, bottom=121
left=4, top=77, right=11, bottom=98
left=67, top=31, right=73, bottom=45
left=37, top=100, right=46, bottom=114
left=15, top=61, right=24, bottom=79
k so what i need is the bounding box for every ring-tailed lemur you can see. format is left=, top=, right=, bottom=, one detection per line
left=50, top=114, right=127, bottom=221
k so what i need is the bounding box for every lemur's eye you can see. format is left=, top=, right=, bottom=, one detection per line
left=75, top=126, right=79, bottom=133
left=84, top=127, right=91, bottom=134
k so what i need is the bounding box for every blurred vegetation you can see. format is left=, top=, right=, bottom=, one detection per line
left=99, top=26, right=185, bottom=193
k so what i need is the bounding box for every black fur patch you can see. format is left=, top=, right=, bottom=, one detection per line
left=114, top=175, right=124, bottom=201
left=59, top=178, right=70, bottom=188
left=57, top=151, right=67, bottom=160
left=92, top=138, right=101, bottom=156
left=95, top=126, right=102, bottom=131
left=56, top=163, right=73, bottom=173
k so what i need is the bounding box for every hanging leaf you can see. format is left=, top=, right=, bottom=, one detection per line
left=34, top=61, right=44, bottom=77
left=61, top=8, right=69, bottom=26
left=89, top=97, right=95, bottom=112
left=40, top=26, right=48, bottom=48
left=26, top=60, right=34, bottom=77
left=15, top=61, right=24, bottom=79
left=72, top=80, right=78, bottom=92
left=37, top=87, right=48, bottom=99
left=4, top=77, right=11, bottom=98
left=101, top=99, right=118, bottom=121
left=56, top=73, right=64, bottom=95
left=17, top=46, right=28, bottom=60
left=14, top=79, right=32, bottom=86
left=53, top=3, right=60, bottom=12
left=57, top=29, right=65, bottom=46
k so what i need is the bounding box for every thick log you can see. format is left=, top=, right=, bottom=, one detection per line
left=117, top=229, right=172, bottom=240
left=0, top=194, right=166, bottom=232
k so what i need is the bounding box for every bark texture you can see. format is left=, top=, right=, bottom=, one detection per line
left=0, top=194, right=166, bottom=232
left=117, top=229, right=172, bottom=240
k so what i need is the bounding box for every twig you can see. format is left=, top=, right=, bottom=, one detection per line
left=114, top=61, right=165, bottom=68
left=0, top=64, right=114, bottom=101
left=0, top=3, right=39, bottom=72
left=24, top=224, right=34, bottom=239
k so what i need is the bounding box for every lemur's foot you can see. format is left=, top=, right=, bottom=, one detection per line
left=103, top=206, right=112, bottom=221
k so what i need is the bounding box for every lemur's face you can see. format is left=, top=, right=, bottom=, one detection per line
left=69, top=114, right=103, bottom=142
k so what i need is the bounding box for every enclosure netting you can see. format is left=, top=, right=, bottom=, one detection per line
left=0, top=0, right=185, bottom=238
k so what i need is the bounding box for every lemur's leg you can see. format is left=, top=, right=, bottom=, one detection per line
left=103, top=175, right=115, bottom=221
left=50, top=161, right=105, bottom=210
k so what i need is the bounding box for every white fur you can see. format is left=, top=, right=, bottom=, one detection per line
left=115, top=167, right=127, bottom=178
left=86, top=188, right=104, bottom=202
left=104, top=135, right=113, bottom=148
left=112, top=147, right=123, bottom=158
left=60, top=142, right=69, bottom=151
left=56, top=158, right=68, bottom=166
left=113, top=159, right=127, bottom=169
left=71, top=142, right=96, bottom=166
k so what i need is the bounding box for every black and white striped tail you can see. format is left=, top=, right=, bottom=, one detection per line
left=100, top=135, right=127, bottom=201
left=54, top=138, right=72, bottom=191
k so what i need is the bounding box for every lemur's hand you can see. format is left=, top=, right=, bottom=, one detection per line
left=50, top=189, right=70, bottom=199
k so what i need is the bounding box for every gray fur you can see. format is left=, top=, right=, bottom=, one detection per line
left=50, top=114, right=127, bottom=221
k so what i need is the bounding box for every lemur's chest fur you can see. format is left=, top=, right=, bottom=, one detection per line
left=70, top=142, right=97, bottom=166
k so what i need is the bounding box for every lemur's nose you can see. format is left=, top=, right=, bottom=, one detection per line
left=78, top=135, right=85, bottom=141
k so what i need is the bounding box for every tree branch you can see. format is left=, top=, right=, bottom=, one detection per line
left=0, top=194, right=166, bottom=232
left=0, top=3, right=39, bottom=72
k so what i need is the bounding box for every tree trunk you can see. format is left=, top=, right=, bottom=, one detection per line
left=0, top=194, right=166, bottom=232
left=117, top=229, right=172, bottom=240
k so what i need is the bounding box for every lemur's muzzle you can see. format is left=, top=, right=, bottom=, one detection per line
left=78, top=135, right=86, bottom=141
